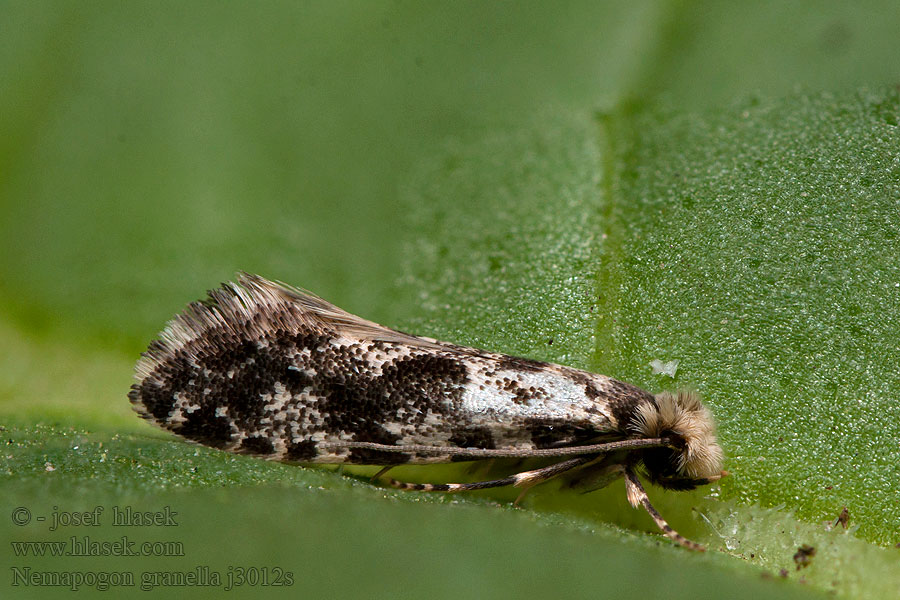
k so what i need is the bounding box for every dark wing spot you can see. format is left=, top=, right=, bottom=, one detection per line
left=511, top=388, right=531, bottom=405
left=605, top=380, right=656, bottom=430
left=497, top=355, right=551, bottom=373
left=448, top=427, right=496, bottom=462
left=525, top=418, right=600, bottom=449
left=285, top=440, right=319, bottom=462
left=284, top=440, right=319, bottom=462
left=177, top=405, right=234, bottom=449
left=239, top=436, right=275, bottom=455
left=135, top=353, right=195, bottom=421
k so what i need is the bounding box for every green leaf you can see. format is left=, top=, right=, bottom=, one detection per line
left=400, top=90, right=900, bottom=598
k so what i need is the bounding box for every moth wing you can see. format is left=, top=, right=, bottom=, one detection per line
left=238, top=272, right=480, bottom=354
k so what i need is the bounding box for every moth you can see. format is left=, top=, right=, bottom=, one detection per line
left=130, top=274, right=725, bottom=550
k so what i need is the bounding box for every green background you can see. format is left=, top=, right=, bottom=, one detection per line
left=2, top=2, right=899, bottom=599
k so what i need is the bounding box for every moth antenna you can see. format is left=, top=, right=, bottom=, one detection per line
left=316, top=437, right=671, bottom=459
left=623, top=467, right=705, bottom=552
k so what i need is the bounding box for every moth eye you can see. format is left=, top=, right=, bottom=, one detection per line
left=660, top=430, right=687, bottom=451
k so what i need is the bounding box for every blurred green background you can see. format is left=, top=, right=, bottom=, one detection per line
left=2, top=2, right=900, bottom=599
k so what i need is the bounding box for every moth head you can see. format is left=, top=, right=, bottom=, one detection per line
left=630, top=390, right=724, bottom=490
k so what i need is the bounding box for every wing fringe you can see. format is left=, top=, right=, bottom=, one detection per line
left=133, top=272, right=441, bottom=383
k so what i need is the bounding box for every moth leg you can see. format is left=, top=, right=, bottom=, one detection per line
left=565, top=460, right=626, bottom=494
left=508, top=457, right=594, bottom=506
left=623, top=466, right=705, bottom=552
left=370, top=466, right=394, bottom=481
left=389, top=456, right=594, bottom=493
left=513, top=483, right=537, bottom=507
